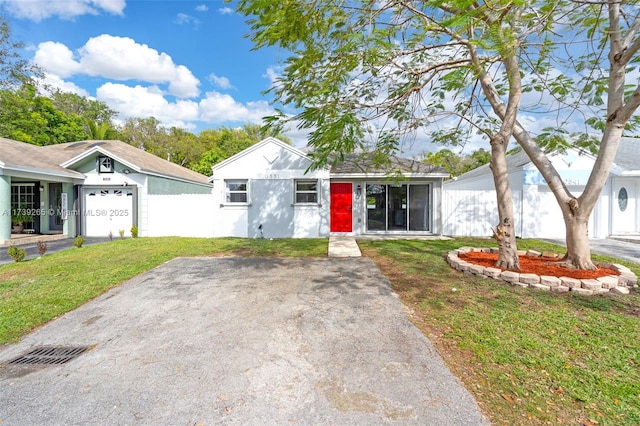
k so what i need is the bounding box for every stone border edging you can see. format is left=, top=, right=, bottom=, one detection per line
left=446, top=247, right=638, bottom=296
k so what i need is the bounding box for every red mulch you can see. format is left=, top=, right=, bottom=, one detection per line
left=459, top=251, right=619, bottom=279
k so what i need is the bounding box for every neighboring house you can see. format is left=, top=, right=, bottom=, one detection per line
left=210, top=137, right=449, bottom=238
left=443, top=138, right=640, bottom=239
left=0, top=138, right=212, bottom=244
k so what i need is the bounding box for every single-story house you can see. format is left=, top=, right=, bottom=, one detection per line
left=2, top=136, right=448, bottom=243
left=443, top=138, right=640, bottom=239
left=0, top=137, right=212, bottom=244
left=210, top=137, right=449, bottom=238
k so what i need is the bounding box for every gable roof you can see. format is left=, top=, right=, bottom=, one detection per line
left=0, top=137, right=85, bottom=179
left=450, top=137, right=640, bottom=182
left=450, top=149, right=530, bottom=182
left=330, top=152, right=449, bottom=178
left=42, top=140, right=210, bottom=185
left=615, top=137, right=640, bottom=172
left=210, top=137, right=317, bottom=177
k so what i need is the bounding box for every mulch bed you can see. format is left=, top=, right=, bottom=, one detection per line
left=459, top=251, right=619, bottom=280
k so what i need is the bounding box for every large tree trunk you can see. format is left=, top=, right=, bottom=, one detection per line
left=490, top=138, right=520, bottom=270
left=563, top=212, right=596, bottom=270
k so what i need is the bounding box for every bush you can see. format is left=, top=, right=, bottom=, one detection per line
left=130, top=225, right=139, bottom=238
left=119, top=229, right=125, bottom=239
left=74, top=236, right=85, bottom=248
left=36, top=240, right=47, bottom=257
left=7, top=245, right=27, bottom=262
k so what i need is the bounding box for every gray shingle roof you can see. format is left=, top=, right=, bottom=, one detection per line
left=0, top=137, right=84, bottom=178
left=43, top=140, right=210, bottom=184
left=330, top=152, right=448, bottom=176
left=615, top=137, right=640, bottom=171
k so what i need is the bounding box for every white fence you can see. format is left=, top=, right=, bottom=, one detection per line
left=145, top=194, right=215, bottom=237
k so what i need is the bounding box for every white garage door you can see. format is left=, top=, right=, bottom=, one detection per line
left=84, top=188, right=134, bottom=237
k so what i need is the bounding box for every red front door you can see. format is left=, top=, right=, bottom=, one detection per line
left=330, top=183, right=353, bottom=232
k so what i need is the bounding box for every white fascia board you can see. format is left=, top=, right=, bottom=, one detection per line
left=0, top=163, right=85, bottom=180
left=61, top=147, right=140, bottom=172
left=212, top=137, right=324, bottom=172
left=140, top=169, right=212, bottom=188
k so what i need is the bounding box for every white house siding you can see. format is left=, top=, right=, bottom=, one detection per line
left=211, top=138, right=331, bottom=238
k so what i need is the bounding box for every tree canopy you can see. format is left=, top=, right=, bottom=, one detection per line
left=236, top=0, right=640, bottom=269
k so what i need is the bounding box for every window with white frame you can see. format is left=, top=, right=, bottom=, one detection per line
left=225, top=180, right=248, bottom=203
left=97, top=156, right=114, bottom=173
left=295, top=179, right=319, bottom=204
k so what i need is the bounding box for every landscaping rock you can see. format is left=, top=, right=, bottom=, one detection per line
left=540, top=276, right=561, bottom=287
left=597, top=275, right=619, bottom=289
left=611, top=286, right=631, bottom=295
left=571, top=287, right=594, bottom=296
left=530, top=283, right=551, bottom=291
left=551, top=286, right=570, bottom=293
left=560, top=277, right=581, bottom=289
left=500, top=271, right=520, bottom=283
left=526, top=250, right=541, bottom=257
left=581, top=279, right=603, bottom=290
left=519, top=273, right=540, bottom=285
left=483, top=267, right=502, bottom=279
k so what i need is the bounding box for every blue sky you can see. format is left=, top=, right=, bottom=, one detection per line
left=1, top=0, right=308, bottom=143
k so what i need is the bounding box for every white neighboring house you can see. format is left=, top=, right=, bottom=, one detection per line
left=443, top=138, right=640, bottom=239
left=210, top=137, right=449, bottom=238
left=0, top=138, right=212, bottom=243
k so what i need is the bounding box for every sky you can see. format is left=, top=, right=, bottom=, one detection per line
left=0, top=1, right=604, bottom=157
left=1, top=0, right=311, bottom=144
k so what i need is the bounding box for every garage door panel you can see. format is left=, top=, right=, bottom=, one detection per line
left=84, top=188, right=134, bottom=237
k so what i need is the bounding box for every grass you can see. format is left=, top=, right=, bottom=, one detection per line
left=1, top=235, right=639, bottom=425
left=0, top=237, right=327, bottom=344
left=359, top=237, right=640, bottom=426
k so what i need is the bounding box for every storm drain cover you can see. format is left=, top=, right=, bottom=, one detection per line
left=8, top=346, right=90, bottom=366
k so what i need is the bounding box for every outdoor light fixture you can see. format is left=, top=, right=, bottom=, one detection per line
left=356, top=184, right=362, bottom=197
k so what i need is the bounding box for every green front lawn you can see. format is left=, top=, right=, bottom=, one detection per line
left=1, top=236, right=638, bottom=425
left=359, top=237, right=640, bottom=425
left=0, top=237, right=327, bottom=344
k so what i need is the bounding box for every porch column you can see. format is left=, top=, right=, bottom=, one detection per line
left=0, top=175, right=11, bottom=242
left=62, top=183, right=76, bottom=238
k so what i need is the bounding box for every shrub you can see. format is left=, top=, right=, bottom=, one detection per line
left=119, top=229, right=125, bottom=239
left=7, top=245, right=27, bottom=262
left=74, top=236, right=85, bottom=248
left=130, top=225, right=139, bottom=238
left=108, top=231, right=113, bottom=241
left=36, top=240, right=47, bottom=257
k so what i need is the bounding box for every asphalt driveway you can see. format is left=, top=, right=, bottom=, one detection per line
left=0, top=257, right=488, bottom=425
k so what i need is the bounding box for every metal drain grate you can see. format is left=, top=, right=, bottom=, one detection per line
left=8, top=346, right=90, bottom=366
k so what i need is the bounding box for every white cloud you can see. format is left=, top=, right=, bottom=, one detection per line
left=208, top=73, right=233, bottom=90
left=174, top=12, right=201, bottom=28
left=32, top=41, right=81, bottom=78
left=92, top=83, right=274, bottom=130
left=41, top=73, right=89, bottom=97
left=96, top=82, right=200, bottom=126
left=263, top=66, right=282, bottom=87
left=218, top=7, right=234, bottom=15
left=33, top=35, right=201, bottom=98
left=174, top=13, right=192, bottom=24
left=199, top=91, right=274, bottom=124
left=0, top=0, right=125, bottom=22
left=195, top=4, right=208, bottom=12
